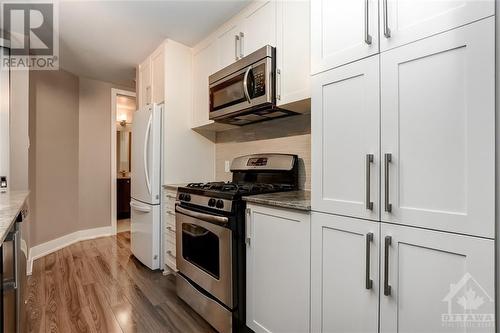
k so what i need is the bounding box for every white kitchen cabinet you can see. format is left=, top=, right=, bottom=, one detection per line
left=162, top=188, right=177, bottom=272
left=312, top=55, right=380, bottom=220
left=217, top=23, right=241, bottom=70
left=138, top=58, right=152, bottom=109
left=246, top=204, right=310, bottom=333
left=380, top=223, right=495, bottom=333
left=381, top=18, right=495, bottom=238
left=138, top=44, right=165, bottom=109
left=151, top=45, right=165, bottom=104
left=241, top=1, right=277, bottom=57
left=192, top=40, right=218, bottom=128
left=379, top=0, right=494, bottom=52
left=311, top=0, right=379, bottom=74
left=275, top=0, right=310, bottom=107
left=311, top=212, right=379, bottom=333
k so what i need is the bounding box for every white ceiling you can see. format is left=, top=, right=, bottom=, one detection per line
left=59, top=1, right=251, bottom=87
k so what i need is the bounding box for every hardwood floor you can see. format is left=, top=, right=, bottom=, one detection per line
left=26, top=232, right=216, bottom=333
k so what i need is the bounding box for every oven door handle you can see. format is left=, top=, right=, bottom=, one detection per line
left=243, top=66, right=252, bottom=103
left=176, top=205, right=229, bottom=224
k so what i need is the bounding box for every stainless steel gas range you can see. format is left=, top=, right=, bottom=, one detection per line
left=175, top=154, right=299, bottom=333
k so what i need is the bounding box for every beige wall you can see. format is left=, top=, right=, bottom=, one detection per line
left=215, top=114, right=311, bottom=190
left=10, top=67, right=29, bottom=191
left=79, top=78, right=122, bottom=231
left=29, top=71, right=133, bottom=247
left=29, top=70, right=80, bottom=246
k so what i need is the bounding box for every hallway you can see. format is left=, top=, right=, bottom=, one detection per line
left=25, top=232, right=215, bottom=333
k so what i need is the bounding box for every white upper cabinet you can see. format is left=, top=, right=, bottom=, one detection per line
left=311, top=0, right=379, bottom=74
left=151, top=45, right=165, bottom=104
left=246, top=204, right=310, bottom=333
left=138, top=58, right=152, bottom=110
left=380, top=18, right=495, bottom=238
left=192, top=41, right=218, bottom=128
left=276, top=0, right=310, bottom=107
left=311, top=213, right=379, bottom=333
left=380, top=223, right=495, bottom=333
left=379, top=0, right=494, bottom=52
left=241, top=1, right=277, bottom=57
left=216, top=23, right=241, bottom=70
left=312, top=55, right=380, bottom=221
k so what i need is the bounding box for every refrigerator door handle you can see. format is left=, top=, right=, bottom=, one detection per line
left=143, top=113, right=152, bottom=195
left=130, top=201, right=152, bottom=213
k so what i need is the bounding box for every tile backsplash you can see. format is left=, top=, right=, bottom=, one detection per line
left=215, top=114, right=311, bottom=190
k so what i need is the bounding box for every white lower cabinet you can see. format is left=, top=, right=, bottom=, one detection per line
left=380, top=223, right=495, bottom=333
left=311, top=212, right=379, bottom=333
left=246, top=204, right=310, bottom=333
left=162, top=188, right=178, bottom=272
left=311, top=213, right=495, bottom=333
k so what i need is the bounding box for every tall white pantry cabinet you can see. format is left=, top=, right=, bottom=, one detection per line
left=311, top=0, right=496, bottom=332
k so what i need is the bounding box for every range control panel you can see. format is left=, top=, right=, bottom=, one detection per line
left=247, top=157, right=268, bottom=167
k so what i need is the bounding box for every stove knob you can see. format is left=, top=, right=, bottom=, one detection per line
left=185, top=194, right=191, bottom=202
left=216, top=200, right=224, bottom=209
left=179, top=194, right=185, bottom=201
left=208, top=198, right=216, bottom=207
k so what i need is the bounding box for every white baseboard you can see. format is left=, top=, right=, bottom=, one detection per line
left=27, top=225, right=114, bottom=275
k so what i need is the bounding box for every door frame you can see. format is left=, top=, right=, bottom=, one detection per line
left=111, top=88, right=136, bottom=235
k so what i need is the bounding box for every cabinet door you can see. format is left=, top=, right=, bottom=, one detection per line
left=311, top=212, right=379, bottom=333
left=192, top=41, right=218, bottom=128
left=138, top=59, right=152, bottom=109
left=312, top=55, right=380, bottom=220
left=217, top=23, right=240, bottom=70
left=380, top=18, right=495, bottom=238
left=276, top=0, right=310, bottom=107
left=380, top=223, right=495, bottom=332
left=241, top=1, right=277, bottom=57
left=151, top=45, right=165, bottom=104
left=246, top=205, right=310, bottom=333
left=379, top=0, right=494, bottom=52
left=311, top=0, right=379, bottom=74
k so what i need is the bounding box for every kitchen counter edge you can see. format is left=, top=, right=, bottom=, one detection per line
left=243, top=190, right=311, bottom=212
left=0, top=190, right=29, bottom=244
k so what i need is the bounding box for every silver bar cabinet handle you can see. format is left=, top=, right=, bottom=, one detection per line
left=364, top=0, right=372, bottom=44
left=384, top=235, right=392, bottom=296
left=239, top=32, right=245, bottom=58
left=384, top=153, right=392, bottom=212
left=365, top=232, right=373, bottom=289
left=277, top=68, right=282, bottom=101
left=383, top=0, right=391, bottom=38
left=234, top=35, right=240, bottom=60
left=365, top=154, right=374, bottom=210
left=245, top=208, right=251, bottom=246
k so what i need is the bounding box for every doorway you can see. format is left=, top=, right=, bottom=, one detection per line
left=111, top=89, right=136, bottom=234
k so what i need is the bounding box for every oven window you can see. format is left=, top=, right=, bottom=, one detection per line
left=210, top=72, right=248, bottom=112
left=182, top=223, right=220, bottom=279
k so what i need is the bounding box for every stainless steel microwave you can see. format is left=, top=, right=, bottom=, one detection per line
left=209, top=45, right=297, bottom=126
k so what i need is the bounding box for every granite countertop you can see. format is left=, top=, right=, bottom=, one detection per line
left=0, top=191, right=29, bottom=244
left=162, top=183, right=188, bottom=191
left=243, top=190, right=311, bottom=211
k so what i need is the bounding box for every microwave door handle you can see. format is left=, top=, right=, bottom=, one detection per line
left=243, top=67, right=252, bottom=103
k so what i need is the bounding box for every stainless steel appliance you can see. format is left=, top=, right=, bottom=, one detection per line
left=209, top=46, right=299, bottom=126
left=2, top=203, right=28, bottom=333
left=175, top=154, right=299, bottom=333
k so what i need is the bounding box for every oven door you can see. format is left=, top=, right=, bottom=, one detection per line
left=175, top=205, right=233, bottom=308
left=209, top=57, right=273, bottom=120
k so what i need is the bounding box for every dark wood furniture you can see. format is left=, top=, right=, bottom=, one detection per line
left=117, top=178, right=131, bottom=219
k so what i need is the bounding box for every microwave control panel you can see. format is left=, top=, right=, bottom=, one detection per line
left=252, top=64, right=266, bottom=97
